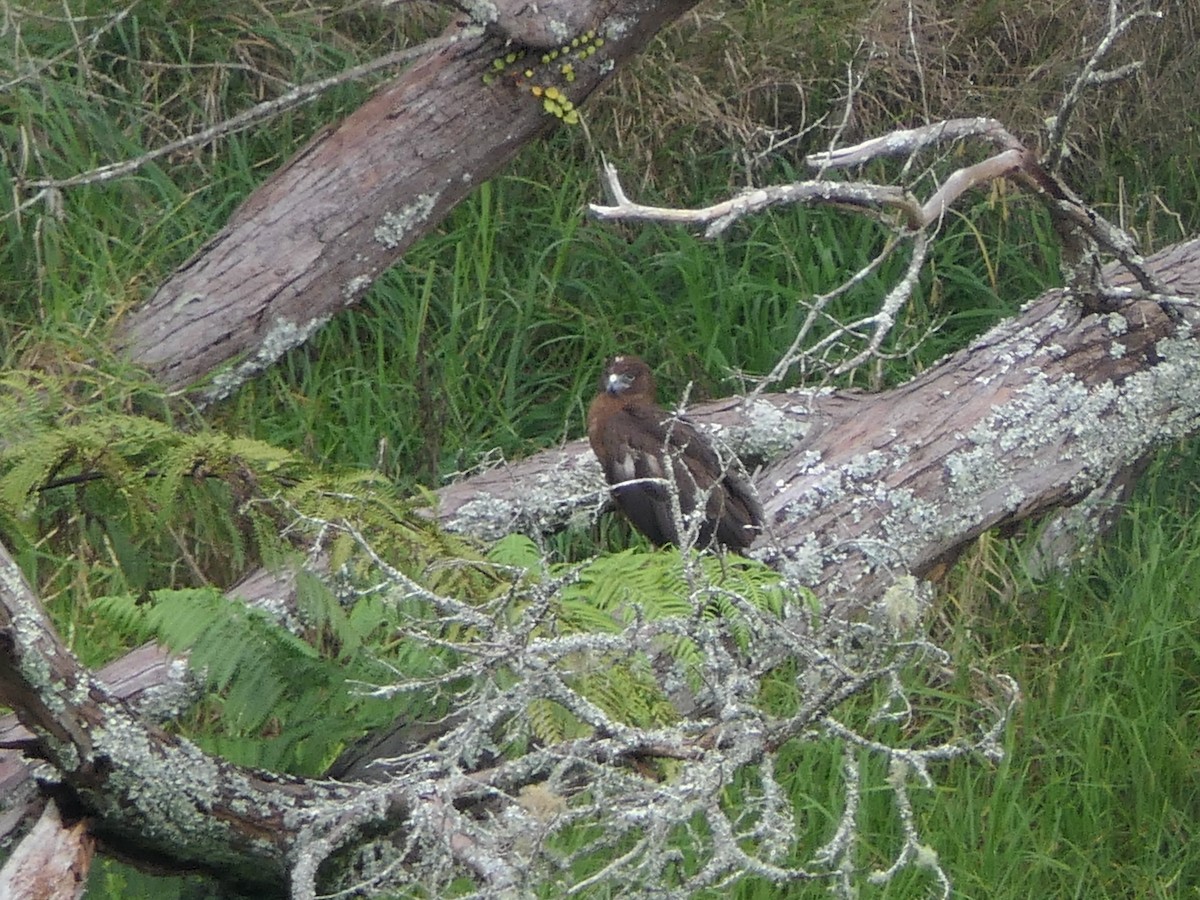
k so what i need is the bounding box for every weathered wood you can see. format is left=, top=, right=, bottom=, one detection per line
left=432, top=240, right=1200, bottom=602
left=0, top=563, right=312, bottom=849
left=113, top=1, right=702, bottom=401
left=0, top=799, right=94, bottom=900
left=1, top=644, right=182, bottom=805
left=0, top=545, right=373, bottom=893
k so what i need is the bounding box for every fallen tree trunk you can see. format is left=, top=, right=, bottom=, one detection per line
left=112, top=0, right=701, bottom=402
left=0, top=563, right=318, bottom=847
left=435, top=238, right=1200, bottom=601
left=2, top=237, right=1197, bottom=891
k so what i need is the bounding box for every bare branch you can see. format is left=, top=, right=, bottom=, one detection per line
left=806, top=117, right=1024, bottom=169
left=9, top=31, right=482, bottom=222
left=1044, top=1, right=1162, bottom=173
left=590, top=158, right=922, bottom=235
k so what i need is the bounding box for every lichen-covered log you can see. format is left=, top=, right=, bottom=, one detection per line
left=431, top=392, right=821, bottom=539
left=113, top=1, right=700, bottom=401
left=0, top=643, right=186, bottom=818
left=0, top=545, right=375, bottom=891
left=434, top=239, right=1200, bottom=601
left=0, top=539, right=761, bottom=896
left=0, top=559, right=325, bottom=845
left=761, top=248, right=1200, bottom=599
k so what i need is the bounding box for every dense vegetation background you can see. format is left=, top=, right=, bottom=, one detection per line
left=1, top=1, right=1198, bottom=896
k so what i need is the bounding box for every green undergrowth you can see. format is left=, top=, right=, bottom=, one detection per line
left=0, top=366, right=489, bottom=673
left=1, top=1, right=1199, bottom=897
left=218, top=148, right=1063, bottom=493
left=93, top=583, right=431, bottom=775
left=919, top=445, right=1200, bottom=899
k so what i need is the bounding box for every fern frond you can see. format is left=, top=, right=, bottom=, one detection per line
left=526, top=697, right=591, bottom=744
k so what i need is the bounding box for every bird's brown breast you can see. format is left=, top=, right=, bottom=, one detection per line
left=587, top=385, right=762, bottom=551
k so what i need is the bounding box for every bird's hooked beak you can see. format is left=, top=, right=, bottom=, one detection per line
left=605, top=371, right=634, bottom=395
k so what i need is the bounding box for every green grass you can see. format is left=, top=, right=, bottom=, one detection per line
left=927, top=450, right=1200, bottom=899
left=216, top=148, right=1048, bottom=491
left=2, top=1, right=1200, bottom=897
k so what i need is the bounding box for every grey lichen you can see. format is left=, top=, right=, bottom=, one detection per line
left=373, top=193, right=439, bottom=250
left=544, top=19, right=575, bottom=45
left=777, top=534, right=827, bottom=584
left=939, top=320, right=1200, bottom=563
left=342, top=274, right=373, bottom=303
left=875, top=487, right=946, bottom=557
left=603, top=17, right=633, bottom=41
left=3, top=600, right=91, bottom=727
left=87, top=712, right=252, bottom=851
left=445, top=452, right=608, bottom=541
left=456, top=1, right=499, bottom=25
left=450, top=494, right=524, bottom=542
left=135, top=658, right=199, bottom=723
left=202, top=315, right=331, bottom=404
left=875, top=575, right=929, bottom=634
left=725, top=399, right=811, bottom=459
left=946, top=369, right=1095, bottom=500
left=843, top=450, right=887, bottom=480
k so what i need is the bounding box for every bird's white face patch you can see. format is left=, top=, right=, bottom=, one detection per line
left=606, top=371, right=633, bottom=395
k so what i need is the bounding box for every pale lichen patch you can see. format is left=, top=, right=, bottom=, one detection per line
left=1105, top=313, right=1129, bottom=336
left=778, top=534, right=826, bottom=584
left=545, top=19, right=574, bottom=45
left=717, top=398, right=810, bottom=459
left=342, top=274, right=373, bottom=303
left=373, top=193, right=439, bottom=250
left=457, top=0, right=499, bottom=25
left=444, top=452, right=607, bottom=541
left=202, top=315, right=330, bottom=404
left=604, top=17, right=633, bottom=41
left=937, top=319, right=1200, bottom=572
left=877, top=575, right=928, bottom=633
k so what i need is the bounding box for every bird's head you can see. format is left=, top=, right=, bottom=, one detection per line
left=600, top=355, right=656, bottom=401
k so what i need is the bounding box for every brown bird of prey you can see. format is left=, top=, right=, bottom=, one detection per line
left=587, top=355, right=763, bottom=551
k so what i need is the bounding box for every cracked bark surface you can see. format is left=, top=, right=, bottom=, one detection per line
left=435, top=239, right=1200, bottom=605
left=112, top=1, right=701, bottom=401
left=2, top=239, right=1198, bottom=890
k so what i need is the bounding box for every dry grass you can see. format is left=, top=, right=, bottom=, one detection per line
left=587, top=0, right=1200, bottom=198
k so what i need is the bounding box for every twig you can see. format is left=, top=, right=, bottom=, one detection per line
left=590, top=158, right=922, bottom=235
left=9, top=28, right=484, bottom=221
left=1044, top=1, right=1162, bottom=174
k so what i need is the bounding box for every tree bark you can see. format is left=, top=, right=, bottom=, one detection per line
left=112, top=1, right=701, bottom=402
left=3, top=239, right=1197, bottom=892
left=0, top=561, right=320, bottom=845
left=0, top=799, right=94, bottom=900
left=0, top=545, right=388, bottom=895
left=434, top=238, right=1200, bottom=603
